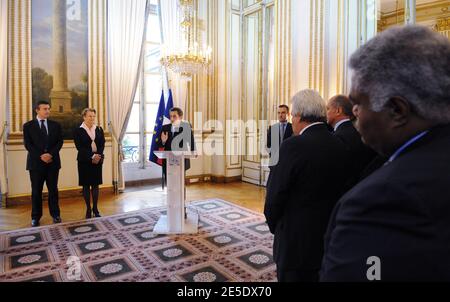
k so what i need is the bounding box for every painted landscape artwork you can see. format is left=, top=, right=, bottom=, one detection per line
left=32, top=0, right=88, bottom=139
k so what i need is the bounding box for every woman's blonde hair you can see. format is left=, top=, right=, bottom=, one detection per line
left=82, top=108, right=97, bottom=117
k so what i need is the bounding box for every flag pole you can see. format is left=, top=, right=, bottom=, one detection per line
left=158, top=0, right=168, bottom=192
left=162, top=168, right=165, bottom=190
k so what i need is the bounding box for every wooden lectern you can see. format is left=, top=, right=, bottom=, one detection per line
left=153, top=151, right=199, bottom=234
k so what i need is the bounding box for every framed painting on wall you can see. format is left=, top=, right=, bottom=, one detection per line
left=31, top=0, right=88, bottom=140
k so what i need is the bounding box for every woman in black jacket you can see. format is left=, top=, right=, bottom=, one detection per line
left=74, top=108, right=105, bottom=219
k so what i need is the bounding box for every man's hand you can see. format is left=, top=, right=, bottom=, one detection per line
left=161, top=132, right=169, bottom=144
left=92, top=154, right=102, bottom=165
left=40, top=153, right=53, bottom=164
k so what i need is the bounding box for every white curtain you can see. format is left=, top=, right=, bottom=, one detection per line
left=107, top=0, right=149, bottom=191
left=0, top=0, right=8, bottom=199
left=159, top=0, right=187, bottom=109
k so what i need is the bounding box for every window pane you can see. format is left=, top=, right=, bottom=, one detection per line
left=231, top=0, right=240, bottom=10
left=244, top=0, right=257, bottom=8
left=126, top=103, right=140, bottom=133
left=122, top=134, right=140, bottom=163
left=145, top=74, right=163, bottom=104
left=145, top=45, right=161, bottom=73
left=146, top=14, right=161, bottom=43
left=146, top=103, right=159, bottom=132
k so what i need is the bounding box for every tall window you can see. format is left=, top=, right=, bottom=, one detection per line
left=123, top=0, right=164, bottom=176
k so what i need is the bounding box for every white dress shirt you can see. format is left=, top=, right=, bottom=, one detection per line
left=36, top=117, right=48, bottom=134
left=334, top=119, right=351, bottom=132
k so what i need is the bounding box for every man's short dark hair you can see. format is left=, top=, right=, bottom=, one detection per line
left=35, top=101, right=50, bottom=111
left=279, top=105, right=290, bottom=113
left=331, top=95, right=354, bottom=119
left=170, top=107, right=184, bottom=117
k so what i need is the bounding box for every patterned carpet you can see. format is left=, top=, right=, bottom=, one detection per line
left=0, top=199, right=276, bottom=282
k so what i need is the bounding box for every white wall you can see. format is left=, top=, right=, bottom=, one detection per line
left=291, top=0, right=376, bottom=100
left=291, top=0, right=311, bottom=95
left=211, top=0, right=228, bottom=178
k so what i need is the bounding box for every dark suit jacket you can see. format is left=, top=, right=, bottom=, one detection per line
left=334, top=121, right=377, bottom=189
left=267, top=123, right=294, bottom=149
left=23, top=119, right=63, bottom=171
left=157, top=121, right=196, bottom=171
left=267, top=123, right=294, bottom=168
left=73, top=126, right=105, bottom=163
left=321, top=124, right=450, bottom=282
left=264, top=123, right=350, bottom=271
left=73, top=126, right=106, bottom=186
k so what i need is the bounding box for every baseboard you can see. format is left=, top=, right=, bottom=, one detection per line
left=185, top=174, right=212, bottom=184
left=5, top=185, right=114, bottom=206
left=125, top=176, right=214, bottom=187
left=125, top=178, right=162, bottom=188
left=185, top=174, right=242, bottom=184
left=210, top=175, right=242, bottom=184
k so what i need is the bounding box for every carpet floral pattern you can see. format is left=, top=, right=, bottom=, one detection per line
left=0, top=199, right=276, bottom=282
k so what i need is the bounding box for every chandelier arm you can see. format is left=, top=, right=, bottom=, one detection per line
left=160, top=0, right=212, bottom=80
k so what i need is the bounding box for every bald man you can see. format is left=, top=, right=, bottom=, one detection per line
left=326, top=95, right=377, bottom=189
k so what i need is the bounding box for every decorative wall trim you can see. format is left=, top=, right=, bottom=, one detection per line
left=380, top=0, right=450, bottom=30
left=436, top=17, right=450, bottom=31
left=207, top=0, right=218, bottom=124
left=8, top=0, right=32, bottom=134
left=308, top=0, right=325, bottom=96
left=275, top=0, right=292, bottom=101
left=7, top=0, right=109, bottom=136
left=5, top=135, right=113, bottom=146
left=89, top=0, right=107, bottom=131
left=227, top=6, right=242, bottom=170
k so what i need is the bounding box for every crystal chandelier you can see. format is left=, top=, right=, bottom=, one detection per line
left=160, top=0, right=212, bottom=81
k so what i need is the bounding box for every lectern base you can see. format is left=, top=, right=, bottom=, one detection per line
left=153, top=212, right=199, bottom=234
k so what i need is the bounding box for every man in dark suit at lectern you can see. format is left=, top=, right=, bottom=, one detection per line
left=157, top=107, right=196, bottom=178
left=23, top=101, right=64, bottom=227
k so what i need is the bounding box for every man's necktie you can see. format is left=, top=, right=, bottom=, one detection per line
left=40, top=120, right=49, bottom=152
left=40, top=120, right=48, bottom=135
left=280, top=124, right=286, bottom=142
